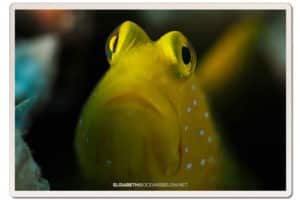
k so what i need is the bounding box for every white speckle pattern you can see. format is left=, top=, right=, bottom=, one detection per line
left=191, top=84, right=197, bottom=91
left=192, top=99, right=197, bottom=107
left=204, top=112, right=209, bottom=119
left=186, top=163, right=193, bottom=169
left=208, top=136, right=212, bottom=144
left=184, top=125, right=189, bottom=132
left=184, top=147, right=189, bottom=153
left=187, top=107, right=192, bottom=113
left=199, top=129, right=205, bottom=136
left=200, top=159, right=206, bottom=166
left=106, top=160, right=112, bottom=165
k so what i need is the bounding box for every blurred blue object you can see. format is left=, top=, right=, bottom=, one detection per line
left=15, top=48, right=44, bottom=102
left=15, top=35, right=58, bottom=129
left=260, top=15, right=285, bottom=81
left=15, top=35, right=58, bottom=190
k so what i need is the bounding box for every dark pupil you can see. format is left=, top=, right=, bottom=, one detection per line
left=182, top=46, right=191, bottom=65
left=112, top=34, right=119, bottom=53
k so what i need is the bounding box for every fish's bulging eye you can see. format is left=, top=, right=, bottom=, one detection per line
left=182, top=46, right=191, bottom=65
left=106, top=32, right=119, bottom=60
left=105, top=26, right=120, bottom=63
left=109, top=34, right=119, bottom=54
left=177, top=43, right=196, bottom=79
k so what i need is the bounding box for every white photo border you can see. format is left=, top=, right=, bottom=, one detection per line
left=9, top=2, right=293, bottom=198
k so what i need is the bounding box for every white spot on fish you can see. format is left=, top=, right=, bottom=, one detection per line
left=191, top=84, right=197, bottom=91
left=106, top=160, right=112, bottom=166
left=199, top=128, right=205, bottom=136
left=186, top=163, right=193, bottom=169
left=184, top=147, right=189, bottom=153
left=208, top=136, right=212, bottom=144
left=204, top=112, right=209, bottom=119
left=192, top=99, right=197, bottom=107
left=187, top=106, right=192, bottom=113
left=184, top=125, right=189, bottom=132
left=200, top=159, right=206, bottom=166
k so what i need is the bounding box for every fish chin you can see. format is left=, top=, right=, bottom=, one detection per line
left=77, top=91, right=181, bottom=185
left=103, top=92, right=182, bottom=176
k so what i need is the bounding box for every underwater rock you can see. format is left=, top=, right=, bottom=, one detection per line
left=15, top=128, right=49, bottom=190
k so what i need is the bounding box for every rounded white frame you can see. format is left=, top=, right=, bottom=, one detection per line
left=9, top=2, right=293, bottom=198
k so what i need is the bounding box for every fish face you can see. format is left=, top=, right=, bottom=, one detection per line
left=75, top=21, right=220, bottom=189
left=101, top=21, right=198, bottom=121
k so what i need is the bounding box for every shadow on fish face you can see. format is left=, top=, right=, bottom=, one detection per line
left=75, top=21, right=198, bottom=186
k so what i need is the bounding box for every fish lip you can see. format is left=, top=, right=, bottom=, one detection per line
left=104, top=92, right=163, bottom=116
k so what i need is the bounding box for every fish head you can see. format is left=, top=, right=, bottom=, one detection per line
left=100, top=20, right=199, bottom=122
left=75, top=21, right=213, bottom=186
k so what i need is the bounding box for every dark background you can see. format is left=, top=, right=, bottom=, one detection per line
left=15, top=10, right=286, bottom=190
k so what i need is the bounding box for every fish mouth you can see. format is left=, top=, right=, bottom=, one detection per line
left=104, top=92, right=163, bottom=116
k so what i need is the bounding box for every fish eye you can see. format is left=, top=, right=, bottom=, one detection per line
left=105, top=28, right=119, bottom=63
left=109, top=34, right=119, bottom=54
left=177, top=43, right=196, bottom=78
left=182, top=46, right=191, bottom=65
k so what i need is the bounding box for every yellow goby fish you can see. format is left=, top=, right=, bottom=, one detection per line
left=75, top=18, right=261, bottom=189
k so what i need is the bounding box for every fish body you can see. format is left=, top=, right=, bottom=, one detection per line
left=75, top=19, right=261, bottom=189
